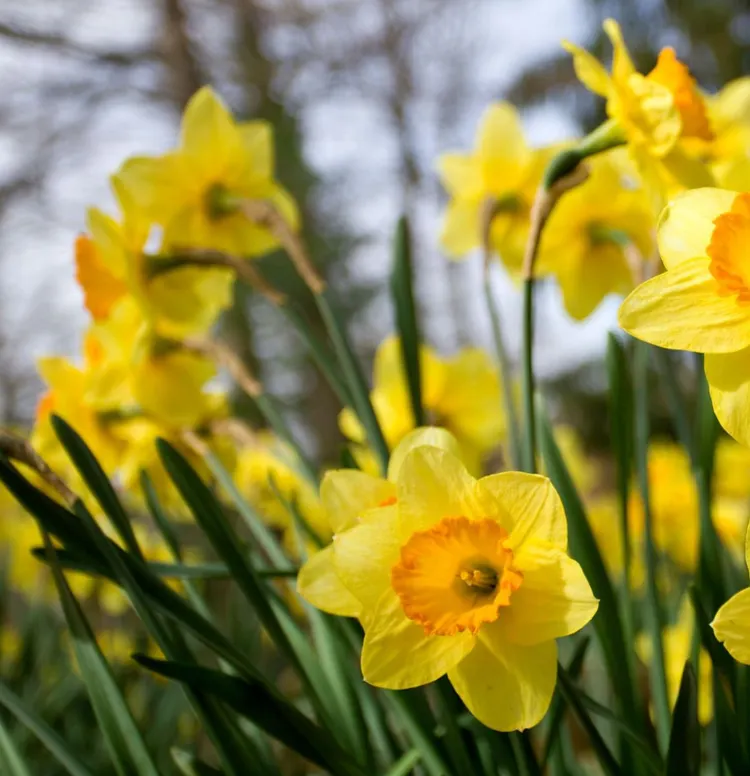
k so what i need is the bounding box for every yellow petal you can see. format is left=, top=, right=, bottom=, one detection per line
left=296, top=545, right=361, bottom=617
left=745, top=520, right=750, bottom=574
left=396, top=447, right=485, bottom=537
left=618, top=258, right=750, bottom=352
left=477, top=103, right=528, bottom=161
left=712, top=587, right=750, bottom=664
left=233, top=120, right=273, bottom=183
left=440, top=197, right=481, bottom=258
left=603, top=18, right=635, bottom=82
left=494, top=543, right=598, bottom=645
left=448, top=631, right=556, bottom=731
left=180, top=87, right=244, bottom=181
left=480, top=472, right=567, bottom=552
left=114, top=154, right=189, bottom=224
left=387, top=427, right=461, bottom=482
left=333, top=506, right=401, bottom=610
left=658, top=188, right=736, bottom=269
left=437, top=153, right=483, bottom=197
left=705, top=349, right=750, bottom=447
left=320, top=470, right=395, bottom=533
left=561, top=41, right=611, bottom=97
left=361, top=588, right=475, bottom=689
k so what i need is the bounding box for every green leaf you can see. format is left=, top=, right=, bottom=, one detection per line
left=556, top=665, right=622, bottom=776
left=520, top=278, right=536, bottom=473
left=383, top=749, right=421, bottom=776
left=40, top=532, right=161, bottom=776
left=0, top=716, right=32, bottom=776
left=315, top=288, right=390, bottom=474
left=537, top=401, right=643, bottom=747
left=51, top=414, right=143, bottom=559
left=0, top=680, right=96, bottom=776
left=390, top=216, right=424, bottom=426
left=172, top=749, right=225, bottom=776
left=665, top=662, right=699, bottom=776
left=134, top=655, right=366, bottom=776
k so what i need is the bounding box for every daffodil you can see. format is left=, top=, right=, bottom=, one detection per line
left=75, top=176, right=233, bottom=339
left=618, top=188, right=750, bottom=447
left=308, top=430, right=598, bottom=731
left=116, top=87, right=298, bottom=258
left=339, top=336, right=505, bottom=473
left=713, top=522, right=750, bottom=664
left=538, top=151, right=654, bottom=320
left=564, top=19, right=714, bottom=207
left=637, top=598, right=713, bottom=725
left=701, top=78, right=750, bottom=189
left=438, top=102, right=555, bottom=270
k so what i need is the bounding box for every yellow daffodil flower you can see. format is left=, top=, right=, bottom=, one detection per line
left=618, top=187, right=750, bottom=446
left=637, top=598, right=713, bottom=725
left=307, top=430, right=598, bottom=731
left=339, top=336, right=505, bottom=474
left=538, top=151, right=654, bottom=320
left=564, top=19, right=714, bottom=206
left=75, top=179, right=233, bottom=339
left=116, top=87, right=298, bottom=257
left=438, top=102, right=555, bottom=270
left=701, top=78, right=750, bottom=189
left=713, top=522, right=750, bottom=664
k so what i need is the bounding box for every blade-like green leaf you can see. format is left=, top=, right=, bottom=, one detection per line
left=41, top=532, right=160, bottom=776
left=383, top=749, right=421, bottom=776
left=390, top=216, right=424, bottom=426
left=0, top=716, right=32, bottom=776
left=665, top=662, right=699, bottom=776
left=0, top=680, right=96, bottom=776
left=134, top=655, right=366, bottom=776
left=172, top=749, right=224, bottom=776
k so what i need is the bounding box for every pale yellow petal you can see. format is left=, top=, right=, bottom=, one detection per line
left=603, top=18, right=635, bottom=82
left=618, top=258, right=750, bottom=352
left=115, top=154, right=190, bottom=224
left=705, top=349, right=750, bottom=447
left=494, top=544, right=598, bottom=645
left=440, top=197, right=481, bottom=259
left=334, top=506, right=401, bottom=609
left=387, top=427, right=461, bottom=482
left=712, top=587, right=750, bottom=665
left=320, top=470, right=395, bottom=534
left=480, top=472, right=566, bottom=552
left=296, top=545, right=361, bottom=617
left=437, top=153, right=483, bottom=197
left=561, top=41, right=611, bottom=96
left=448, top=631, right=556, bottom=731
left=396, top=447, right=484, bottom=537
left=477, top=103, right=528, bottom=161
left=657, top=188, right=736, bottom=269
left=361, top=589, right=475, bottom=689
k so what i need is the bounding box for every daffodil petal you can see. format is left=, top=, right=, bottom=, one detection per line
left=387, top=427, right=462, bottom=482
left=448, top=632, right=556, bottom=731
left=437, top=153, right=483, bottom=197
left=480, top=472, right=567, bottom=552
left=705, top=349, right=750, bottom=447
left=712, top=587, right=750, bottom=665
left=361, top=589, right=475, bottom=689
left=493, top=543, right=598, bottom=645
left=561, top=41, right=611, bottom=97
left=657, top=188, right=736, bottom=269
left=440, top=197, right=481, bottom=258
left=618, top=258, right=750, bottom=352
left=334, top=505, right=401, bottom=610
left=396, top=447, right=483, bottom=537
left=296, top=545, right=361, bottom=617
left=603, top=18, right=635, bottom=81
left=320, top=470, right=395, bottom=534
left=477, top=103, right=528, bottom=161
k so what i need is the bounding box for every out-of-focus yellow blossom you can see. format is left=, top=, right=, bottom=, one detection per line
left=339, top=336, right=505, bottom=474
left=619, top=188, right=750, bottom=447
left=308, top=430, right=598, bottom=731
left=550, top=426, right=598, bottom=497
left=235, top=433, right=327, bottom=550
left=438, top=102, right=555, bottom=270
left=117, top=87, right=298, bottom=258
left=713, top=522, right=750, bottom=664
left=538, top=152, right=654, bottom=320
left=298, top=428, right=459, bottom=619
left=0, top=627, right=20, bottom=669
left=564, top=19, right=714, bottom=207
left=714, top=437, right=750, bottom=502
left=75, top=181, right=233, bottom=339
left=637, top=599, right=713, bottom=725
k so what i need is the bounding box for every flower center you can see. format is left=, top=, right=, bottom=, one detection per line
left=204, top=183, right=237, bottom=221
left=646, top=48, right=713, bottom=141
left=391, top=516, right=523, bottom=636
left=707, top=192, right=750, bottom=304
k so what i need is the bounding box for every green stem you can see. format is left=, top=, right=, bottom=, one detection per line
left=521, top=278, right=536, bottom=473
left=633, top=340, right=671, bottom=753
left=483, top=269, right=522, bottom=469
